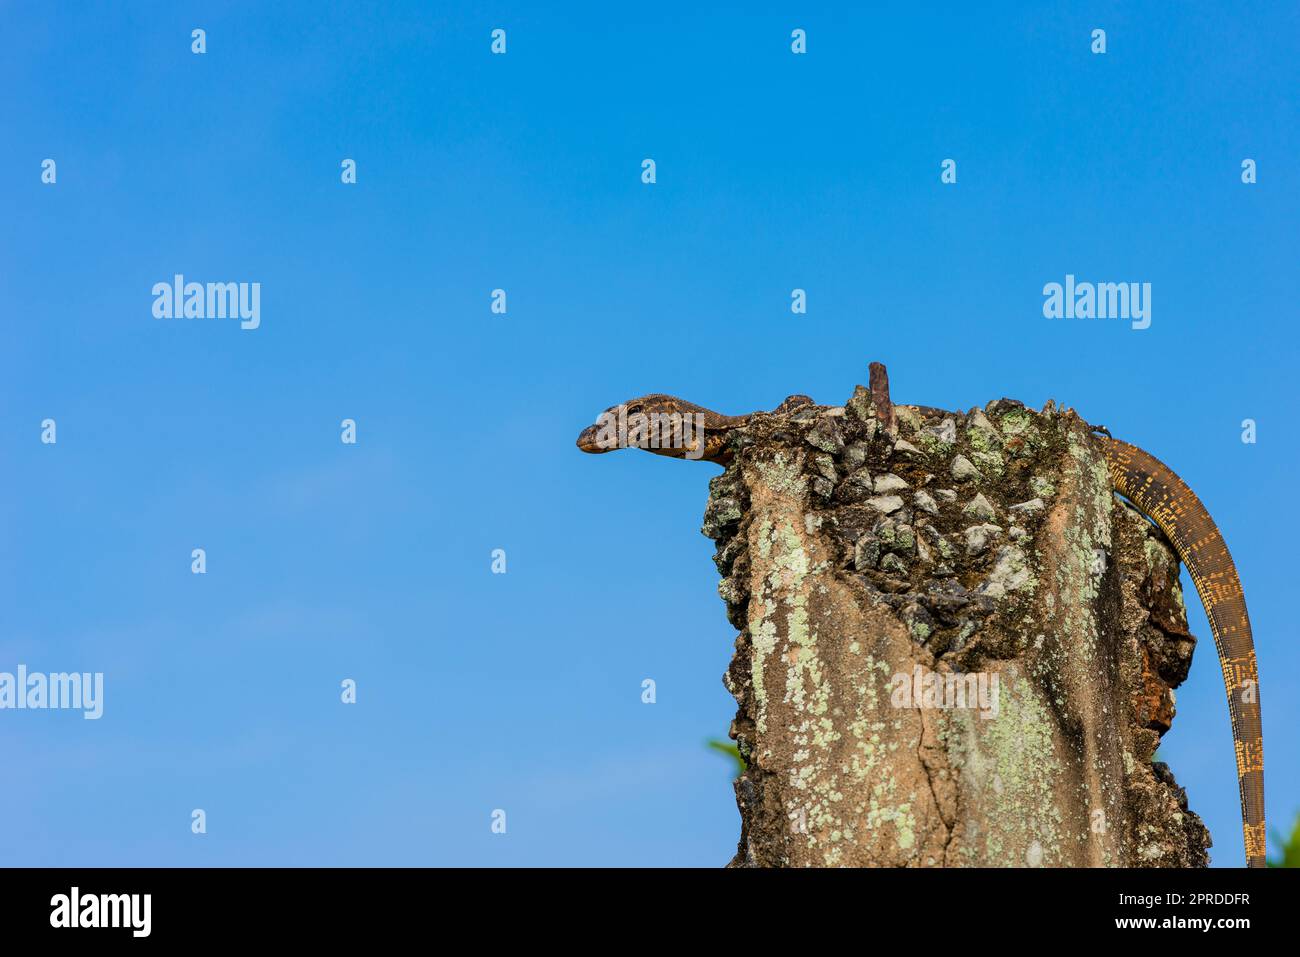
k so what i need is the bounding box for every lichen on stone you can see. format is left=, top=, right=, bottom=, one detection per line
left=707, top=385, right=1209, bottom=867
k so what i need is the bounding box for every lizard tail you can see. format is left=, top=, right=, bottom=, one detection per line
left=1101, top=437, right=1266, bottom=868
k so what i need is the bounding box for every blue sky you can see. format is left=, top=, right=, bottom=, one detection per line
left=1, top=2, right=1296, bottom=866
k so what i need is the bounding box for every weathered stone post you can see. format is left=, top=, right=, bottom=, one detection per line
left=703, top=372, right=1210, bottom=867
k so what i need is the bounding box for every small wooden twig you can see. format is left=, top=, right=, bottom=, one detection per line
left=869, top=361, right=896, bottom=436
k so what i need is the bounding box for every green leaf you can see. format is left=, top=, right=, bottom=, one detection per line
left=1266, top=809, right=1300, bottom=868
left=706, top=738, right=746, bottom=778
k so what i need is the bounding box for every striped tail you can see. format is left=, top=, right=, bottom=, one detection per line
left=1101, top=437, right=1265, bottom=868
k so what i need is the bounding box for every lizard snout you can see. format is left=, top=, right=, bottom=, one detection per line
left=576, top=423, right=614, bottom=454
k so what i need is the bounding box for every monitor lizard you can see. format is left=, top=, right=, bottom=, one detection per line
left=576, top=374, right=1265, bottom=868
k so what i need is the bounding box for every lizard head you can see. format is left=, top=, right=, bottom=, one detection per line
left=577, top=393, right=728, bottom=461
left=576, top=394, right=684, bottom=455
